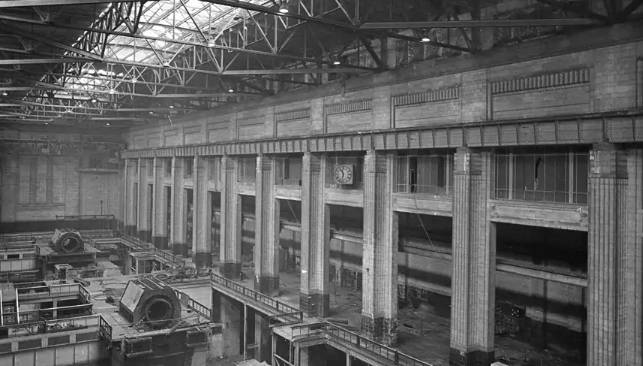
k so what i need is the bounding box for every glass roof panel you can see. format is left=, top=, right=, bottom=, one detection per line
left=62, top=0, right=271, bottom=95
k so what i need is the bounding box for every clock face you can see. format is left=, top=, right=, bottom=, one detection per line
left=334, top=164, right=354, bottom=185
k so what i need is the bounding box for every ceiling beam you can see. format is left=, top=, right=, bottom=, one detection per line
left=0, top=15, right=323, bottom=64
left=0, top=57, right=360, bottom=75
left=201, top=0, right=358, bottom=32
left=89, top=117, right=147, bottom=121
left=12, top=100, right=192, bottom=114
left=201, top=0, right=471, bottom=52
left=0, top=0, right=148, bottom=8
left=0, top=57, right=85, bottom=65
left=31, top=72, right=229, bottom=93
left=0, top=118, right=53, bottom=123
left=360, top=19, right=601, bottom=29
left=0, top=24, right=103, bottom=61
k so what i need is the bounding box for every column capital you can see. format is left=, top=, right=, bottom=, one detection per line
left=454, top=148, right=486, bottom=175
left=589, top=143, right=624, bottom=178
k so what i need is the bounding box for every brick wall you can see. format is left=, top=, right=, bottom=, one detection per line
left=0, top=129, right=123, bottom=232
left=125, top=24, right=643, bottom=150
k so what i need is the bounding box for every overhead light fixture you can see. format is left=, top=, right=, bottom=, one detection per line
left=420, top=36, right=431, bottom=43
left=332, top=60, right=341, bottom=65
left=108, top=89, right=116, bottom=94
left=279, top=1, right=289, bottom=13
left=105, top=122, right=111, bottom=126
left=44, top=122, right=49, bottom=125
left=91, top=97, right=97, bottom=103
left=169, top=105, right=175, bottom=109
left=207, top=39, right=216, bottom=47
left=149, top=111, right=154, bottom=115
left=228, top=88, right=234, bottom=93
left=1, top=91, right=7, bottom=96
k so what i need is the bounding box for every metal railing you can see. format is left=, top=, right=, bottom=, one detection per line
left=119, top=234, right=185, bottom=268
left=172, top=289, right=212, bottom=320
left=79, top=285, right=91, bottom=302
left=1, top=314, right=99, bottom=335
left=45, top=314, right=99, bottom=332
left=1, top=310, right=39, bottom=325
left=17, top=283, right=83, bottom=300
left=55, top=214, right=116, bottom=231
left=292, top=322, right=433, bottom=366
left=98, top=314, right=113, bottom=341
left=273, top=353, right=295, bottom=366
left=210, top=273, right=303, bottom=323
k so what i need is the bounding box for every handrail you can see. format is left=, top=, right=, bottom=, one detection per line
left=98, top=314, right=113, bottom=341
left=0, top=314, right=99, bottom=334
left=273, top=353, right=295, bottom=366
left=172, top=289, right=212, bottom=320
left=119, top=234, right=185, bottom=267
left=56, top=214, right=116, bottom=220
left=55, top=214, right=116, bottom=231
left=45, top=314, right=99, bottom=331
left=210, top=273, right=303, bottom=323
left=291, top=322, right=433, bottom=366
left=17, top=283, right=83, bottom=300
left=79, top=285, right=91, bottom=302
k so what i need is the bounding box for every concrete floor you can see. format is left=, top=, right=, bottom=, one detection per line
left=173, top=264, right=583, bottom=366
left=237, top=266, right=451, bottom=365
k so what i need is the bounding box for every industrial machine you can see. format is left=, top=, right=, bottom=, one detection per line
left=118, top=277, right=181, bottom=329
left=51, top=229, right=85, bottom=253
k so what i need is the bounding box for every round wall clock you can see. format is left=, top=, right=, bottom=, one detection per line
left=333, top=164, right=354, bottom=185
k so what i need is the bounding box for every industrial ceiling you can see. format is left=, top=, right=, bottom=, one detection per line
left=0, top=0, right=639, bottom=129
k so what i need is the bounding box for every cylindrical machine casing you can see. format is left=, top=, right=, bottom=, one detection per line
left=119, top=278, right=181, bottom=329
left=51, top=229, right=85, bottom=253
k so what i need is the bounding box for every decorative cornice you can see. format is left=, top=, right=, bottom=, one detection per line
left=275, top=108, right=311, bottom=123
left=392, top=85, right=460, bottom=107
left=120, top=111, right=643, bottom=159
left=490, top=68, right=590, bottom=95
left=325, top=98, right=372, bottom=115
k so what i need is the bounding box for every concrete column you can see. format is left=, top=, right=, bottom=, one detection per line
left=361, top=150, right=398, bottom=345
left=271, top=333, right=277, bottom=366
left=449, top=148, right=495, bottom=366
left=220, top=295, right=243, bottom=357
left=254, top=312, right=271, bottom=363
left=300, top=152, right=330, bottom=317
left=616, top=148, right=643, bottom=366
left=123, top=251, right=132, bottom=275
left=137, top=158, right=151, bottom=242
left=124, top=159, right=137, bottom=235
left=212, top=291, right=221, bottom=322
left=151, top=157, right=158, bottom=244
left=122, top=158, right=129, bottom=233
left=172, top=157, right=186, bottom=255
left=220, top=156, right=242, bottom=278
left=587, top=144, right=637, bottom=366
left=195, top=155, right=211, bottom=268
left=254, top=155, right=280, bottom=295
left=136, top=158, right=143, bottom=236
left=152, top=158, right=168, bottom=249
